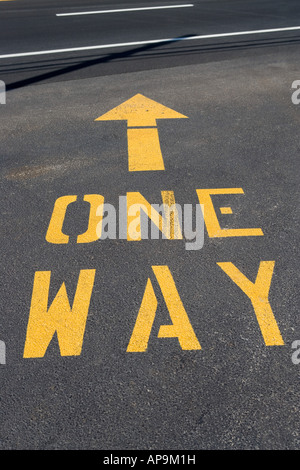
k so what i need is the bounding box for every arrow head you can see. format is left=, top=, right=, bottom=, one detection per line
left=95, top=93, right=188, bottom=127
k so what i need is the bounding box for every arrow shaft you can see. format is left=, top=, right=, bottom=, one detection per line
left=127, top=127, right=165, bottom=171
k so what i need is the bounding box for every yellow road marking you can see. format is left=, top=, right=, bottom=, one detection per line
left=128, top=128, right=165, bottom=171
left=23, top=270, right=96, bottom=358
left=95, top=94, right=187, bottom=171
left=217, top=261, right=284, bottom=346
left=46, top=195, right=77, bottom=244
left=127, top=191, right=182, bottom=241
left=46, top=194, right=105, bottom=244
left=77, top=194, right=104, bottom=243
left=220, top=206, right=233, bottom=214
left=95, top=93, right=187, bottom=127
left=196, top=188, right=264, bottom=237
left=127, top=265, right=201, bottom=352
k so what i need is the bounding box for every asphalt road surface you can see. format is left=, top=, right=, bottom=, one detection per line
left=0, top=0, right=299, bottom=452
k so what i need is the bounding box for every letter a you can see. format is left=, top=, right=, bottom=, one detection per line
left=23, top=269, right=96, bottom=358
left=127, top=265, right=201, bottom=352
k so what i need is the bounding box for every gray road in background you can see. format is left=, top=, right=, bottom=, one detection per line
left=0, top=0, right=299, bottom=451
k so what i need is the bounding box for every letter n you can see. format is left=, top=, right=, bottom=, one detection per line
left=23, top=269, right=96, bottom=358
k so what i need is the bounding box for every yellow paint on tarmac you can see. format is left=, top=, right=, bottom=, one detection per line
left=196, top=188, right=264, bottom=237
left=77, top=194, right=104, bottom=243
left=220, top=207, right=233, bottom=214
left=95, top=94, right=187, bottom=171
left=95, top=94, right=187, bottom=127
left=127, top=191, right=183, bottom=241
left=217, top=261, right=284, bottom=346
left=46, top=194, right=105, bottom=244
left=46, top=195, right=77, bottom=244
left=127, top=265, right=201, bottom=352
left=127, top=127, right=165, bottom=171
left=23, top=269, right=96, bottom=358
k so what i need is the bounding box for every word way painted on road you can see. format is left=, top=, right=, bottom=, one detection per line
left=23, top=260, right=284, bottom=358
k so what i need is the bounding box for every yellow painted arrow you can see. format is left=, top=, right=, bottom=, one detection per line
left=95, top=94, right=187, bottom=171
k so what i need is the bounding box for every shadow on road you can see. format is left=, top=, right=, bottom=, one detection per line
left=3, top=34, right=300, bottom=90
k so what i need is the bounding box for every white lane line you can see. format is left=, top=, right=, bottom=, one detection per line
left=56, top=4, right=194, bottom=17
left=1, top=25, right=300, bottom=59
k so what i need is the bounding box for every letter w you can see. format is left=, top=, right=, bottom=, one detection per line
left=23, top=270, right=96, bottom=358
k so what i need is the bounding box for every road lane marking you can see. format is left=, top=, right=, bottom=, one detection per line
left=127, top=265, right=201, bottom=352
left=217, top=261, right=284, bottom=346
left=127, top=128, right=165, bottom=171
left=95, top=94, right=187, bottom=127
left=23, top=269, right=96, bottom=358
left=45, top=195, right=77, bottom=244
left=19, top=89, right=285, bottom=358
left=196, top=188, right=264, bottom=237
left=95, top=94, right=187, bottom=171
left=1, top=25, right=300, bottom=59
left=220, top=207, right=233, bottom=215
left=127, top=191, right=183, bottom=241
left=77, top=195, right=105, bottom=244
left=45, top=188, right=263, bottom=246
left=45, top=194, right=105, bottom=244
left=56, top=4, right=194, bottom=17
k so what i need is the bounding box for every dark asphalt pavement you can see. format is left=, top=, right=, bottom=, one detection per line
left=1, top=0, right=300, bottom=88
left=0, top=0, right=299, bottom=452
